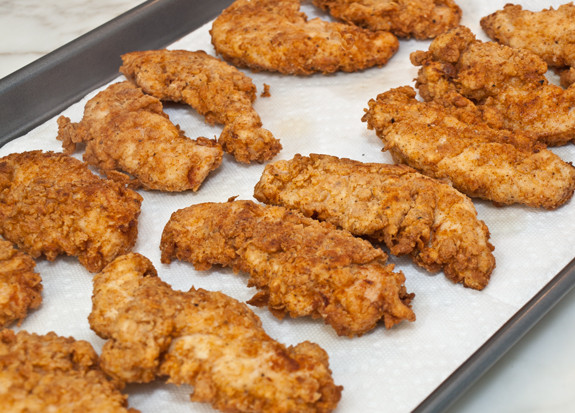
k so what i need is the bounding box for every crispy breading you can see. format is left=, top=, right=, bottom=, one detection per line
left=120, top=49, right=281, bottom=164
left=0, top=151, right=142, bottom=272
left=89, top=253, right=342, bottom=413
left=57, top=81, right=223, bottom=192
left=410, top=25, right=575, bottom=146
left=362, top=86, right=575, bottom=209
left=210, top=0, right=399, bottom=75
left=481, top=3, right=575, bottom=87
left=160, top=200, right=415, bottom=337
left=0, top=239, right=42, bottom=327
left=313, top=0, right=462, bottom=39
left=557, top=66, right=575, bottom=89
left=254, top=153, right=495, bottom=290
left=0, top=329, right=137, bottom=412
left=410, top=26, right=548, bottom=101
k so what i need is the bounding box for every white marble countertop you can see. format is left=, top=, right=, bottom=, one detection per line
left=1, top=0, right=574, bottom=412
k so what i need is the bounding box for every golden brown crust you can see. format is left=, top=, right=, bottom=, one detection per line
left=362, top=86, right=575, bottom=210
left=120, top=49, right=281, bottom=164
left=313, top=0, right=462, bottom=39
left=160, top=200, right=415, bottom=337
left=481, top=3, right=575, bottom=72
left=410, top=25, right=549, bottom=101
left=557, top=66, right=575, bottom=89
left=89, top=253, right=342, bottom=413
left=210, top=0, right=399, bottom=75
left=0, top=151, right=142, bottom=272
left=411, top=25, right=575, bottom=146
left=57, top=81, right=223, bottom=192
left=0, top=239, right=42, bottom=327
left=0, top=329, right=137, bottom=412
left=254, top=153, right=495, bottom=290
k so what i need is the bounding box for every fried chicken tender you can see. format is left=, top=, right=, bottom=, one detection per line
left=160, top=200, right=415, bottom=337
left=210, top=0, right=399, bottom=75
left=0, top=151, right=142, bottom=272
left=120, top=50, right=281, bottom=164
left=411, top=25, right=575, bottom=146
left=362, top=86, right=575, bottom=209
left=89, top=253, right=342, bottom=413
left=312, top=0, right=462, bottom=39
left=0, top=329, right=137, bottom=412
left=0, top=239, right=42, bottom=327
left=481, top=3, right=575, bottom=88
left=254, top=153, right=495, bottom=290
left=57, top=81, right=222, bottom=192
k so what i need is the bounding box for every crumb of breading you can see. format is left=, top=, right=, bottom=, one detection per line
left=261, top=83, right=271, bottom=98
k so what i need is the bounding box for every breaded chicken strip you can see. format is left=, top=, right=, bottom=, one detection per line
left=89, top=253, right=342, bottom=413
left=0, top=329, right=137, bottom=412
left=0, top=239, right=42, bottom=327
left=120, top=50, right=281, bottom=164
left=362, top=86, right=575, bottom=209
left=0, top=151, right=142, bottom=272
left=210, top=0, right=399, bottom=75
left=481, top=3, right=575, bottom=88
left=313, top=0, right=461, bottom=39
left=160, top=200, right=415, bottom=337
left=58, top=81, right=222, bottom=192
left=411, top=25, right=575, bottom=146
left=254, top=154, right=495, bottom=290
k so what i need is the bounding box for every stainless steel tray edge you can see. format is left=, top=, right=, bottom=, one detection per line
left=415, top=257, right=575, bottom=412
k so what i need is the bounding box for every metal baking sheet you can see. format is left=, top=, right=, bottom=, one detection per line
left=2, top=1, right=575, bottom=412
left=0, top=0, right=234, bottom=145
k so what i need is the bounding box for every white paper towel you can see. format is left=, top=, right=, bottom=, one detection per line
left=2, top=1, right=575, bottom=411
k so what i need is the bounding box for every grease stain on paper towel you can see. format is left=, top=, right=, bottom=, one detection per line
left=274, top=116, right=315, bottom=142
